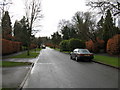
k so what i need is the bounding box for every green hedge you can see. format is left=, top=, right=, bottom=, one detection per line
left=59, top=38, right=85, bottom=51
left=59, top=40, right=69, bottom=51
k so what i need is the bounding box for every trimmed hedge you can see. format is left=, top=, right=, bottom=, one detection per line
left=85, top=38, right=104, bottom=53
left=107, top=34, right=120, bottom=55
left=2, top=39, right=22, bottom=55
left=59, top=38, right=85, bottom=51
left=45, top=43, right=53, bottom=47
left=59, top=40, right=69, bottom=51
left=30, top=44, right=37, bottom=49
left=69, top=38, right=85, bottom=51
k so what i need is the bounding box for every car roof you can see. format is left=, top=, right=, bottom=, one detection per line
left=74, top=49, right=88, bottom=50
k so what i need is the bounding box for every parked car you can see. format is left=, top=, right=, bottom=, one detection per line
left=41, top=45, right=46, bottom=49
left=70, top=49, right=94, bottom=61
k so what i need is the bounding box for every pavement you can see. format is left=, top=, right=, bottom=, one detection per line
left=2, top=51, right=39, bottom=89
left=22, top=47, right=118, bottom=88
left=2, top=66, right=31, bottom=88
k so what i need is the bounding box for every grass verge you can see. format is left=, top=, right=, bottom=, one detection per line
left=93, top=55, right=119, bottom=67
left=0, top=61, right=32, bottom=67
left=1, top=88, right=17, bottom=90
left=10, top=52, right=39, bottom=58
left=10, top=48, right=41, bottom=58
left=31, top=48, right=42, bottom=52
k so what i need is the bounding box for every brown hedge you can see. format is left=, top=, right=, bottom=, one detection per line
left=107, top=34, right=120, bottom=55
left=2, top=39, right=22, bottom=55
left=85, top=38, right=104, bottom=53
left=30, top=44, right=37, bottom=49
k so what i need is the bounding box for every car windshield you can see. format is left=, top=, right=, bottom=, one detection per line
left=78, top=49, right=90, bottom=54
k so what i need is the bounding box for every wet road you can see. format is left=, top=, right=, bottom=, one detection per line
left=2, top=66, right=31, bottom=88
left=23, top=47, right=118, bottom=88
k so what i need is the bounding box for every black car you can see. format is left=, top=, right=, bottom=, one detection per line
left=70, top=49, right=94, bottom=61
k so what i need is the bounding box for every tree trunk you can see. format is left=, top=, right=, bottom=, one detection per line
left=27, top=44, right=30, bottom=56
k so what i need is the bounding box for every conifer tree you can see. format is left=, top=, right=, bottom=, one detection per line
left=103, top=10, right=115, bottom=44
left=2, top=11, right=12, bottom=40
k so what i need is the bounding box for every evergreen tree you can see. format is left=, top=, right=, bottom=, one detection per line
left=51, top=31, right=62, bottom=47
left=2, top=11, right=12, bottom=40
left=14, top=20, right=22, bottom=41
left=103, top=10, right=115, bottom=44
left=61, top=25, right=70, bottom=40
left=97, top=16, right=104, bottom=38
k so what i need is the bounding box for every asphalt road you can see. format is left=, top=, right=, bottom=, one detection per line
left=23, top=47, right=118, bottom=88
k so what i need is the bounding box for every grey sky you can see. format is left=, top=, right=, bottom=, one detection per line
left=2, top=0, right=89, bottom=37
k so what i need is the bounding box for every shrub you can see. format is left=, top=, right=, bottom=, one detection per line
left=59, top=40, right=69, bottom=51
left=2, top=39, right=22, bottom=55
left=45, top=43, right=55, bottom=48
left=30, top=44, right=37, bottom=49
left=85, top=38, right=104, bottom=53
left=69, top=38, right=85, bottom=51
left=107, top=34, right=120, bottom=55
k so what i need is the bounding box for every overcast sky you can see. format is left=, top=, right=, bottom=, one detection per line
left=3, top=0, right=89, bottom=37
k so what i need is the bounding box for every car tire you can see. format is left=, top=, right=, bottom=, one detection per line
left=75, top=56, right=79, bottom=62
left=70, top=56, right=73, bottom=60
left=89, top=59, right=92, bottom=62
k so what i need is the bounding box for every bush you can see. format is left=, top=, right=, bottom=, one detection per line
left=107, top=34, right=120, bottom=55
left=85, top=38, right=104, bottom=53
left=30, top=44, right=37, bottom=49
left=45, top=43, right=55, bottom=48
left=59, top=40, right=69, bottom=51
left=59, top=38, right=85, bottom=51
left=2, top=39, right=22, bottom=55
left=69, top=38, right=85, bottom=51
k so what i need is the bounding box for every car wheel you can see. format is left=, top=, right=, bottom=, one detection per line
left=89, top=59, right=92, bottom=62
left=70, top=56, right=73, bottom=60
left=75, top=56, right=79, bottom=62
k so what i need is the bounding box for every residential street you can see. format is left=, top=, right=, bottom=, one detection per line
left=23, top=47, right=118, bottom=88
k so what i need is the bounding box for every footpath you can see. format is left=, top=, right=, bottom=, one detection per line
left=2, top=51, right=39, bottom=89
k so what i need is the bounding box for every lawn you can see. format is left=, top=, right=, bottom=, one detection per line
left=1, top=88, right=17, bottom=90
left=31, top=48, right=42, bottom=51
left=0, top=61, right=32, bottom=67
left=10, top=48, right=41, bottom=58
left=94, top=55, right=119, bottom=67
left=10, top=52, right=39, bottom=58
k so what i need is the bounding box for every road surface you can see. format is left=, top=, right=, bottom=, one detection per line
left=23, top=47, right=118, bottom=88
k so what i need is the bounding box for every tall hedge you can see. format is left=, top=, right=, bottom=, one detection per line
left=59, top=38, right=85, bottom=51
left=30, top=44, right=37, bottom=49
left=59, top=40, right=69, bottom=51
left=2, top=39, right=22, bottom=55
left=107, top=34, right=120, bottom=55
left=85, top=38, right=104, bottom=53
left=69, top=38, right=85, bottom=51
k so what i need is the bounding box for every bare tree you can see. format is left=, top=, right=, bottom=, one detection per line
left=25, top=0, right=43, bottom=55
left=86, top=0, right=120, bottom=16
